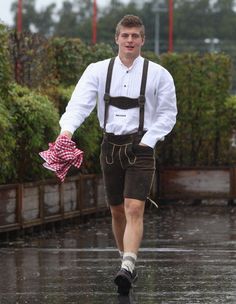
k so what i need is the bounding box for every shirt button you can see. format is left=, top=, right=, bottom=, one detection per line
left=126, top=71, right=129, bottom=73
left=124, top=85, right=127, bottom=87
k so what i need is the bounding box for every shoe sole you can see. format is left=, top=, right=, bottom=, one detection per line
left=114, top=273, right=132, bottom=295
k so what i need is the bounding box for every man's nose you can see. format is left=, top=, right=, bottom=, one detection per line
left=127, top=35, right=133, bottom=42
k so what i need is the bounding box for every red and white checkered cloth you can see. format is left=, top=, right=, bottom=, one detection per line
left=39, top=135, right=84, bottom=182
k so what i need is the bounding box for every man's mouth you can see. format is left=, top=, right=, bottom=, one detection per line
left=125, top=45, right=134, bottom=50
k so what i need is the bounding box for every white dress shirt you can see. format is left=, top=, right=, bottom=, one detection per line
left=59, top=55, right=177, bottom=148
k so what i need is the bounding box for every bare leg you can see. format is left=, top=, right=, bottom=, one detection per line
left=123, top=198, right=145, bottom=255
left=110, top=204, right=126, bottom=252
left=114, top=198, right=145, bottom=293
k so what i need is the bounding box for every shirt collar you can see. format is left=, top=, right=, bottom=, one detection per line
left=116, top=55, right=143, bottom=70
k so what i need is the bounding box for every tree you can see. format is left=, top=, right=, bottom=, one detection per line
left=173, top=0, right=214, bottom=40
left=212, top=0, right=236, bottom=39
left=11, top=0, right=56, bottom=36
left=10, top=0, right=236, bottom=50
left=213, top=0, right=236, bottom=11
left=54, top=1, right=78, bottom=37
left=11, top=0, right=38, bottom=32
left=54, top=0, right=95, bottom=40
left=74, top=0, right=93, bottom=20
left=97, top=1, right=140, bottom=45
left=33, top=4, right=56, bottom=36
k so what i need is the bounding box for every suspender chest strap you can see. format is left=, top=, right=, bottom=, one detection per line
left=103, top=57, right=149, bottom=134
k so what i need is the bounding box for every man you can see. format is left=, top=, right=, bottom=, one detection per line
left=59, top=15, right=177, bottom=294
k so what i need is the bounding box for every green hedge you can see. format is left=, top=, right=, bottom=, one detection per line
left=0, top=102, right=16, bottom=183
left=0, top=24, right=11, bottom=98
left=49, top=37, right=88, bottom=86
left=8, top=30, right=57, bottom=89
left=4, top=84, right=60, bottom=182
left=49, top=37, right=114, bottom=86
left=157, top=52, right=234, bottom=166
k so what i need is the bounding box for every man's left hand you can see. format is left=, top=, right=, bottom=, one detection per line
left=139, top=142, right=148, bottom=147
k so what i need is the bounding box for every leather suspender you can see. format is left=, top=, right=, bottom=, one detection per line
left=138, top=58, right=149, bottom=135
left=103, top=58, right=149, bottom=135
left=103, top=57, right=115, bottom=133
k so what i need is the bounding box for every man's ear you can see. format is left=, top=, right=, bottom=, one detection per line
left=141, top=36, right=145, bottom=46
left=115, top=34, right=118, bottom=45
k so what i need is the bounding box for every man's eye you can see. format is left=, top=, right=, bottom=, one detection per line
left=121, top=33, right=140, bottom=39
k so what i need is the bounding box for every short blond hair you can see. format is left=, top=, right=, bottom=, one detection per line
left=115, top=15, right=145, bottom=39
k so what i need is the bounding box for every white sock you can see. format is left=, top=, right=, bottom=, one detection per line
left=119, top=250, right=124, bottom=259
left=121, top=252, right=137, bottom=273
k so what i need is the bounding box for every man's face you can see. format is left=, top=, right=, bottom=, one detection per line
left=115, top=26, right=145, bottom=59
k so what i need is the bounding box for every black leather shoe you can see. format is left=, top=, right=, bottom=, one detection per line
left=114, top=268, right=137, bottom=295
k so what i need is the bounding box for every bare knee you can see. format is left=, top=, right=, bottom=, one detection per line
left=125, top=198, right=145, bottom=219
left=110, top=204, right=125, bottom=220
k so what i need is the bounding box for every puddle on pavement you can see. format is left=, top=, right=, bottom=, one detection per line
left=1, top=205, right=236, bottom=303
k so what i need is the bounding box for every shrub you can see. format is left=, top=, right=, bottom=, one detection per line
left=49, top=37, right=89, bottom=86
left=6, top=84, right=59, bottom=182
left=0, top=102, right=16, bottom=183
left=142, top=50, right=160, bottom=63
left=225, top=95, right=236, bottom=161
left=158, top=52, right=233, bottom=166
left=8, top=31, right=57, bottom=89
left=84, top=42, right=114, bottom=64
left=49, top=38, right=114, bottom=86
left=0, top=23, right=11, bottom=98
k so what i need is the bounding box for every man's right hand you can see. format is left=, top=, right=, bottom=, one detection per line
left=60, top=131, right=72, bottom=139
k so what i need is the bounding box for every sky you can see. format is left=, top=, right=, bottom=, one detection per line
left=0, top=0, right=130, bottom=26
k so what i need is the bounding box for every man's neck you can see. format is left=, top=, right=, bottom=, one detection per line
left=118, top=54, right=140, bottom=68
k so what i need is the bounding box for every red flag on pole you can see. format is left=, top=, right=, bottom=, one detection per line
left=92, top=0, right=97, bottom=44
left=168, top=0, right=173, bottom=52
left=17, top=0, right=23, bottom=33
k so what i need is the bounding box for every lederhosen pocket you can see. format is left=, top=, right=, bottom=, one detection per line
left=133, top=144, right=154, bottom=156
left=101, top=136, right=137, bottom=166
left=101, top=139, right=115, bottom=165
left=124, top=142, right=136, bottom=165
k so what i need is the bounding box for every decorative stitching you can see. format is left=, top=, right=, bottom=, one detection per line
left=105, top=144, right=115, bottom=165
left=118, top=146, right=124, bottom=169
left=124, top=144, right=136, bottom=165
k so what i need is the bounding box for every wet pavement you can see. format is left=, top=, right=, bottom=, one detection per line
left=1, top=203, right=236, bottom=303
